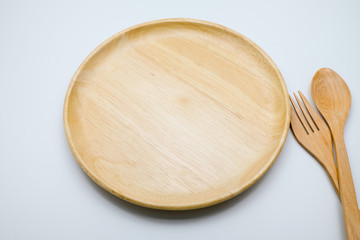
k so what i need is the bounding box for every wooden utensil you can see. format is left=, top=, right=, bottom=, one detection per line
left=63, top=18, right=290, bottom=210
left=289, top=91, right=339, bottom=197
left=312, top=68, right=360, bottom=239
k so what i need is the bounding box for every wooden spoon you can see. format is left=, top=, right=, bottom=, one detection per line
left=311, top=68, right=360, bottom=239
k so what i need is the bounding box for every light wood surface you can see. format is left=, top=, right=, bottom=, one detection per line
left=63, top=18, right=290, bottom=210
left=289, top=91, right=339, bottom=197
left=312, top=68, right=360, bottom=239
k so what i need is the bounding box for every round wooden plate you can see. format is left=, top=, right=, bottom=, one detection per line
left=64, top=18, right=290, bottom=210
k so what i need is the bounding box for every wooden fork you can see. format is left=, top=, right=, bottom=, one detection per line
left=289, top=91, right=339, bottom=197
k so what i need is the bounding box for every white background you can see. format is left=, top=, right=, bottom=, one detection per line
left=1, top=0, right=360, bottom=239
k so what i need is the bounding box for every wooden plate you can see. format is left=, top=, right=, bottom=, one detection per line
left=64, top=18, right=290, bottom=210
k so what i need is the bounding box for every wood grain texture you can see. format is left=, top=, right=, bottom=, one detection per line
left=63, top=18, right=290, bottom=210
left=312, top=68, right=360, bottom=239
left=289, top=92, right=339, bottom=197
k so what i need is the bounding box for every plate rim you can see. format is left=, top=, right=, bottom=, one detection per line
left=63, top=18, right=290, bottom=210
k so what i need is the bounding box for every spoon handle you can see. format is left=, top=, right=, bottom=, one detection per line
left=333, top=130, right=360, bottom=239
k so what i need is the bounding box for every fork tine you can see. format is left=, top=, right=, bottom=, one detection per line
left=298, top=91, right=323, bottom=131
left=290, top=106, right=308, bottom=136
left=289, top=95, right=310, bottom=134
left=294, top=93, right=316, bottom=132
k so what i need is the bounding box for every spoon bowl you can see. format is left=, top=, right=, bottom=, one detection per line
left=311, top=68, right=351, bottom=128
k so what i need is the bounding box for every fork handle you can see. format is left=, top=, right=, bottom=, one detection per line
left=333, top=130, right=360, bottom=239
